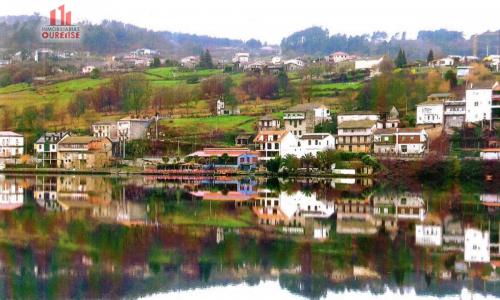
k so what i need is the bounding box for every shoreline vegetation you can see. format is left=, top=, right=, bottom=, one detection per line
left=2, top=157, right=498, bottom=181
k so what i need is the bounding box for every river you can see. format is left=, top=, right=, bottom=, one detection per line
left=0, top=174, right=498, bottom=299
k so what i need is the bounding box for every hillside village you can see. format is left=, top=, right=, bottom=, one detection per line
left=0, top=40, right=500, bottom=175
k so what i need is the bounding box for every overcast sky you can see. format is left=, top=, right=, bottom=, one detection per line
left=4, top=0, right=500, bottom=43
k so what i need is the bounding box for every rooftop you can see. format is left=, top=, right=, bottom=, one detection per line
left=416, top=100, right=443, bottom=106
left=300, top=133, right=332, bottom=140
left=466, top=81, right=497, bottom=90
left=338, top=110, right=378, bottom=116
left=285, top=103, right=325, bottom=113
left=428, top=93, right=453, bottom=98
left=35, top=132, right=70, bottom=144
left=0, top=131, right=22, bottom=137
left=338, top=120, right=377, bottom=129
left=259, top=114, right=280, bottom=121
left=188, top=148, right=255, bottom=158
left=58, top=136, right=109, bottom=145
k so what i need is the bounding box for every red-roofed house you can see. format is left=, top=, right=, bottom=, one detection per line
left=187, top=148, right=258, bottom=170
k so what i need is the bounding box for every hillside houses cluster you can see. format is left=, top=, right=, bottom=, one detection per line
left=416, top=81, right=499, bottom=130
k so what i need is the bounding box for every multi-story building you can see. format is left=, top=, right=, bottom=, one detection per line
left=373, top=128, right=428, bottom=155
left=415, top=224, right=443, bottom=247
left=283, top=103, right=330, bottom=137
left=258, top=115, right=281, bottom=131
left=117, top=117, right=152, bottom=141
left=296, top=133, right=335, bottom=157
left=91, top=121, right=118, bottom=142
left=491, top=82, right=500, bottom=128
left=443, top=98, right=466, bottom=129
left=0, top=176, right=24, bottom=211
left=336, top=120, right=377, bottom=152
left=416, top=100, right=444, bottom=125
left=34, top=132, right=71, bottom=167
left=253, top=130, right=297, bottom=161
left=465, top=82, right=494, bottom=123
left=337, top=111, right=379, bottom=124
left=0, top=131, right=24, bottom=158
left=57, top=136, right=113, bottom=169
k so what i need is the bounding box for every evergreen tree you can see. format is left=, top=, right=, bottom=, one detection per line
left=427, top=49, right=434, bottom=63
left=198, top=49, right=214, bottom=69
left=394, top=48, right=407, bottom=68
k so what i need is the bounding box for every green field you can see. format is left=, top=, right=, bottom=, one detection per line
left=161, top=115, right=257, bottom=136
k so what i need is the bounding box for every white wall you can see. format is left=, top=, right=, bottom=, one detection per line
left=464, top=228, right=490, bottom=263
left=465, top=89, right=492, bottom=122
left=415, top=224, right=442, bottom=247
left=416, top=104, right=444, bottom=125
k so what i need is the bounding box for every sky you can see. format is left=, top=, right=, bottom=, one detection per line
left=3, top=0, right=500, bottom=44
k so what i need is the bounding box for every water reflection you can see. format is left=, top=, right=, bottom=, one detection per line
left=0, top=174, right=498, bottom=298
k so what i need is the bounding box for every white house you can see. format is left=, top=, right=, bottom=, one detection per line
left=289, top=133, right=335, bottom=157
left=117, top=117, right=152, bottom=141
left=232, top=53, right=249, bottom=64
left=0, top=131, right=24, bottom=158
left=253, top=130, right=298, bottom=161
left=216, top=99, right=239, bottom=115
left=430, top=57, right=454, bottom=67
left=464, top=228, right=490, bottom=263
left=328, top=51, right=351, bottom=63
left=480, top=148, right=500, bottom=160
left=284, top=59, right=305, bottom=71
left=180, top=56, right=198, bottom=68
left=271, top=56, right=282, bottom=65
left=415, top=224, right=443, bottom=247
left=337, top=111, right=379, bottom=124
left=373, top=128, right=428, bottom=155
left=456, top=66, right=473, bottom=78
left=354, top=57, right=383, bottom=76
left=416, top=100, right=444, bottom=125
left=81, top=65, right=95, bottom=74
left=465, top=82, right=495, bottom=123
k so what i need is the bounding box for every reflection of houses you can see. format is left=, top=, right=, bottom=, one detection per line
left=34, top=176, right=61, bottom=211
left=415, top=213, right=442, bottom=248
left=189, top=179, right=257, bottom=205
left=443, top=216, right=464, bottom=251
left=336, top=196, right=376, bottom=235
left=464, top=228, right=490, bottom=263
left=372, top=191, right=426, bottom=234
left=0, top=176, right=24, bottom=211
left=252, top=189, right=334, bottom=238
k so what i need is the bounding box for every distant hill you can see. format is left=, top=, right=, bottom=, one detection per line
left=0, top=15, right=260, bottom=58
left=280, top=26, right=500, bottom=60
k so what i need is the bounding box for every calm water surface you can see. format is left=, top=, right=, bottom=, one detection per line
left=0, top=174, right=499, bottom=299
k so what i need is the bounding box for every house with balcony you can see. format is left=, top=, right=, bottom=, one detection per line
left=258, top=115, right=281, bottom=131
left=416, top=100, right=444, bottom=125
left=373, top=128, right=427, bottom=155
left=57, top=136, right=113, bottom=169
left=91, top=121, right=118, bottom=142
left=253, top=130, right=298, bottom=161
left=297, top=133, right=335, bottom=157
left=336, top=120, right=377, bottom=152
left=34, top=131, right=71, bottom=168
left=0, top=131, right=24, bottom=159
left=284, top=103, right=330, bottom=137
left=443, top=98, right=466, bottom=129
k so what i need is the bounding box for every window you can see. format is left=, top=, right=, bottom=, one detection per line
left=401, top=145, right=408, bottom=153
left=308, top=140, right=311, bottom=145
left=275, top=143, right=279, bottom=149
left=315, top=140, right=318, bottom=145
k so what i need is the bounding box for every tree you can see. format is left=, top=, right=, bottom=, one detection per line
left=301, top=153, right=317, bottom=172
left=427, top=49, right=434, bottom=63
left=379, top=55, right=395, bottom=74
left=277, top=70, right=289, bottom=97
left=123, top=74, right=152, bottom=115
left=444, top=69, right=458, bottom=89
left=394, top=48, right=407, bottom=68
left=198, top=49, right=214, bottom=69
left=281, top=154, right=300, bottom=172
left=68, top=92, right=88, bottom=118
left=266, top=156, right=281, bottom=173
left=90, top=68, right=101, bottom=79
left=151, top=57, right=161, bottom=68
